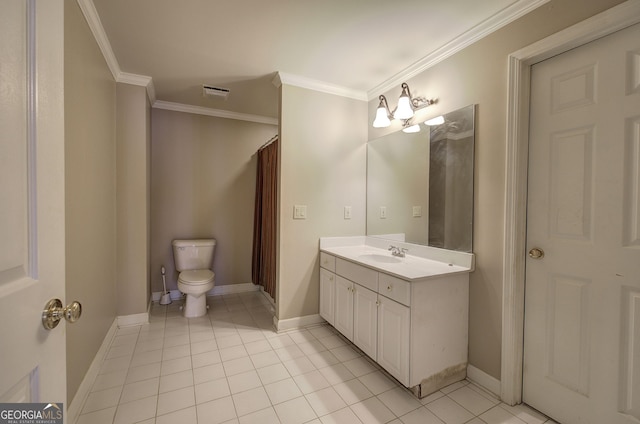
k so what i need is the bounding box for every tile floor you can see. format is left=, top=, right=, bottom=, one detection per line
left=75, top=291, right=560, bottom=424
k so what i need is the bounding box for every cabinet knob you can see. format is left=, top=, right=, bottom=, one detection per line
left=387, top=285, right=392, bottom=291
left=376, top=300, right=380, bottom=306
left=329, top=276, right=333, bottom=281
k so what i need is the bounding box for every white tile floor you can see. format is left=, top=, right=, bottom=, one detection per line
left=76, top=291, right=560, bottom=424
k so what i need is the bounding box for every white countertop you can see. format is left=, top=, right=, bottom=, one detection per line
left=320, top=240, right=474, bottom=281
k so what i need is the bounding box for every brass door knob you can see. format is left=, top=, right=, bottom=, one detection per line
left=528, top=248, right=545, bottom=259
left=42, top=299, right=82, bottom=330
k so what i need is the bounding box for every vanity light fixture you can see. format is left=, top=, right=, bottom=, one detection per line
left=425, top=115, right=445, bottom=126
left=372, top=82, right=435, bottom=128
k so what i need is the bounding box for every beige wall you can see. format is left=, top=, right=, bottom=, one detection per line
left=368, top=0, right=625, bottom=380
left=277, top=85, right=368, bottom=321
left=64, top=0, right=117, bottom=402
left=116, top=83, right=151, bottom=316
left=150, top=109, right=277, bottom=292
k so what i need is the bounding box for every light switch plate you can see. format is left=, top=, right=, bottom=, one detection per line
left=293, top=205, right=307, bottom=219
left=380, top=206, right=387, bottom=219
left=344, top=206, right=352, bottom=219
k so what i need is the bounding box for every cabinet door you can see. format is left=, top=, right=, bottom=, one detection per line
left=377, top=296, right=410, bottom=386
left=334, top=276, right=354, bottom=340
left=319, top=268, right=335, bottom=325
left=353, top=284, right=378, bottom=360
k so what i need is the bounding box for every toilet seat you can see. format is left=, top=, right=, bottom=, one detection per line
left=178, top=269, right=214, bottom=285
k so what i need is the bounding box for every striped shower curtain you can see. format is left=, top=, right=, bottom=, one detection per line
left=251, top=137, right=278, bottom=300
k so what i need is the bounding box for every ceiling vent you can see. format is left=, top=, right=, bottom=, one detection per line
left=202, top=85, right=230, bottom=99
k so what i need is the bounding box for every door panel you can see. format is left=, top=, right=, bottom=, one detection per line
left=334, top=276, right=353, bottom=340
left=353, top=284, right=377, bottom=359
left=377, top=296, right=409, bottom=386
left=524, top=22, right=640, bottom=424
left=0, top=0, right=67, bottom=407
left=319, top=268, right=335, bottom=325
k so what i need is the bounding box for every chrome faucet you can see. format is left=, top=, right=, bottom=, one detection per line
left=388, top=245, right=408, bottom=258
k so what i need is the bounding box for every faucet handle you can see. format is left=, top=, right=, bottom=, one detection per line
left=388, top=245, right=397, bottom=251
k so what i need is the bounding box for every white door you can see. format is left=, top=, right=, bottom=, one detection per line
left=524, top=23, right=640, bottom=424
left=0, top=0, right=68, bottom=409
left=377, top=296, right=410, bottom=386
left=352, top=284, right=377, bottom=359
left=334, top=276, right=354, bottom=340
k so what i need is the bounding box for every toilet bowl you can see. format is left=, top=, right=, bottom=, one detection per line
left=172, top=239, right=216, bottom=318
left=177, top=269, right=215, bottom=318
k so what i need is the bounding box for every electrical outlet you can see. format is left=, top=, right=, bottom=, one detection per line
left=380, top=206, right=387, bottom=219
left=344, top=206, right=352, bottom=219
left=412, top=206, right=422, bottom=217
left=293, top=205, right=307, bottom=219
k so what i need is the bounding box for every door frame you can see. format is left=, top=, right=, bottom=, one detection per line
left=501, top=0, right=640, bottom=406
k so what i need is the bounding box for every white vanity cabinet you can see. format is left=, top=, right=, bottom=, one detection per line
left=318, top=249, right=470, bottom=397
left=319, top=267, right=335, bottom=326
left=319, top=252, right=336, bottom=326
left=352, top=282, right=378, bottom=359
left=334, top=276, right=354, bottom=339
left=377, top=293, right=410, bottom=384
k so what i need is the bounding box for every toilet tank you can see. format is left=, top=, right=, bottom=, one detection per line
left=172, top=239, right=216, bottom=272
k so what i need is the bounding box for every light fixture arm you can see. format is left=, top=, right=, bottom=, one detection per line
left=402, top=82, right=435, bottom=110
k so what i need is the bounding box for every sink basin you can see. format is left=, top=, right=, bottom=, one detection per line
left=358, top=254, right=402, bottom=264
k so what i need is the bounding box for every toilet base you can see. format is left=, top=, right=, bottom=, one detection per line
left=183, top=293, right=208, bottom=318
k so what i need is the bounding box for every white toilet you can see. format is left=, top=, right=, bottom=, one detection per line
left=172, top=239, right=216, bottom=318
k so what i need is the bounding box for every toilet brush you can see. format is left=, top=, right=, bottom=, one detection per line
left=159, top=266, right=172, bottom=305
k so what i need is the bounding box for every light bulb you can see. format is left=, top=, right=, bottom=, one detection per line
left=402, top=124, right=420, bottom=133
left=425, top=115, right=445, bottom=126
left=393, top=95, right=414, bottom=120
left=373, top=106, right=391, bottom=128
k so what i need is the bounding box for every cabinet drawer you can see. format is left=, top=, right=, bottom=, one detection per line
left=320, top=252, right=336, bottom=272
left=379, top=273, right=410, bottom=306
left=336, top=258, right=378, bottom=292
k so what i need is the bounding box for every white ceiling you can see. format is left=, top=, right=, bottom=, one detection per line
left=90, top=0, right=545, bottom=119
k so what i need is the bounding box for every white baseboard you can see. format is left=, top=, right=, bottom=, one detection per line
left=274, top=314, right=324, bottom=332
left=117, top=312, right=149, bottom=327
left=151, top=283, right=260, bottom=303
left=210, top=282, right=259, bottom=296
left=467, top=364, right=501, bottom=398
left=68, top=319, right=118, bottom=424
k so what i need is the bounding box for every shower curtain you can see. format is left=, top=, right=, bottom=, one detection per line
left=251, top=136, right=278, bottom=300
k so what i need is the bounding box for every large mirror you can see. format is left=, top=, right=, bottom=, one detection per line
left=366, top=104, right=475, bottom=252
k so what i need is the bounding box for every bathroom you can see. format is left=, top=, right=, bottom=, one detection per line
left=1, top=0, right=636, bottom=423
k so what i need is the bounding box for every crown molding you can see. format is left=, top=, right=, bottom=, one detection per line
left=153, top=101, right=278, bottom=126
left=117, top=72, right=151, bottom=87
left=275, top=72, right=368, bottom=101
left=76, top=0, right=120, bottom=80
left=77, top=0, right=157, bottom=103
left=367, top=0, right=551, bottom=100
left=117, top=72, right=157, bottom=103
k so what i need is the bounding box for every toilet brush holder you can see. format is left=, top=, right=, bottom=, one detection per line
left=159, top=265, right=172, bottom=305
left=160, top=292, right=172, bottom=305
